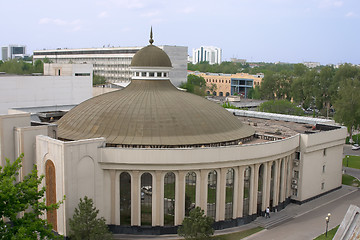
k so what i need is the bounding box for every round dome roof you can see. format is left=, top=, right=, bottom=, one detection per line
left=57, top=80, right=254, bottom=146
left=131, top=44, right=172, bottom=68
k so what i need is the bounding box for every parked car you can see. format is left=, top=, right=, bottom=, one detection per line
left=352, top=144, right=360, bottom=150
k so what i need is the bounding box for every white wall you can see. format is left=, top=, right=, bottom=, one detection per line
left=0, top=75, right=92, bottom=114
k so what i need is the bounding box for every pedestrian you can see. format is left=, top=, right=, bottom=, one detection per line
left=265, top=207, right=270, bottom=218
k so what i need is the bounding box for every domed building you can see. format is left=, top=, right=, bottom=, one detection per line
left=0, top=30, right=346, bottom=237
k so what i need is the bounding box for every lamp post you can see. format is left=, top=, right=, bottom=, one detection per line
left=346, top=155, right=349, bottom=167
left=325, top=213, right=331, bottom=237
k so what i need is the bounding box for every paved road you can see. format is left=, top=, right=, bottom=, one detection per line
left=343, top=167, right=360, bottom=180
left=343, top=144, right=360, bottom=157
left=244, top=188, right=360, bottom=240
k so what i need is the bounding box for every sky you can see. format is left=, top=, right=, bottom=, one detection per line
left=1, top=0, right=360, bottom=65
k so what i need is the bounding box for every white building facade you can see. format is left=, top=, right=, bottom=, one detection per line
left=1, top=45, right=29, bottom=61
left=192, top=46, right=222, bottom=65
left=0, top=63, right=92, bottom=114
left=33, top=46, right=187, bottom=87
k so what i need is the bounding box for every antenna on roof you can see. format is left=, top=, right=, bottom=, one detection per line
left=149, top=26, right=154, bottom=45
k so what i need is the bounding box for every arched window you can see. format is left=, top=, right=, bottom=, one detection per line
left=219, top=92, right=223, bottom=97
left=225, top=168, right=234, bottom=220
left=120, top=172, right=131, bottom=225
left=270, top=162, right=275, bottom=208
left=141, top=173, right=152, bottom=226
left=226, top=92, right=230, bottom=97
left=45, top=160, right=57, bottom=231
left=257, top=164, right=264, bottom=216
left=164, top=172, right=175, bottom=226
left=185, top=172, right=196, bottom=216
left=279, top=159, right=284, bottom=202
left=207, top=170, right=217, bottom=219
left=243, top=166, right=251, bottom=216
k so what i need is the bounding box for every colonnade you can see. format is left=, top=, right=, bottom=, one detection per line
left=110, top=155, right=293, bottom=227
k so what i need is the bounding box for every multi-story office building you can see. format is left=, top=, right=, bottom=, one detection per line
left=194, top=72, right=264, bottom=97
left=192, top=46, right=222, bottom=65
left=1, top=45, right=29, bottom=61
left=33, top=45, right=187, bottom=86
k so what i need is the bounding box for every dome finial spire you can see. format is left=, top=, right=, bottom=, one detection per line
left=149, top=26, right=154, bottom=45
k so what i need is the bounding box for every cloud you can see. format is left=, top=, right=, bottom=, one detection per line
left=38, top=18, right=82, bottom=32
left=98, top=11, right=109, bottom=18
left=345, top=11, right=357, bottom=17
left=318, top=0, right=343, bottom=8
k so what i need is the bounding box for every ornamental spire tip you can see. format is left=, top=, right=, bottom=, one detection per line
left=149, top=26, right=154, bottom=45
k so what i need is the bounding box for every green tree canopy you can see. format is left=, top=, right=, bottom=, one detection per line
left=179, top=74, right=207, bottom=96
left=68, top=196, right=112, bottom=240
left=178, top=207, right=214, bottom=240
left=0, top=154, right=62, bottom=239
left=93, top=75, right=107, bottom=86
left=259, top=100, right=304, bottom=116
left=0, top=59, right=44, bottom=75
left=334, top=76, right=360, bottom=140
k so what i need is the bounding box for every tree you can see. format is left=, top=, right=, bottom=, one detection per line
left=178, top=207, right=214, bottom=240
left=179, top=74, right=207, bottom=96
left=0, top=154, right=62, bottom=239
left=93, top=75, right=107, bottom=86
left=334, top=77, right=360, bottom=142
left=259, top=100, right=304, bottom=116
left=68, top=196, right=112, bottom=240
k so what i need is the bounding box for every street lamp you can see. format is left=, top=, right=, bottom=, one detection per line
left=346, top=155, right=350, bottom=167
left=325, top=213, right=331, bottom=237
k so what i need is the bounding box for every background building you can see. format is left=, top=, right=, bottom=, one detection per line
left=192, top=46, right=222, bottom=64
left=0, top=63, right=92, bottom=114
left=33, top=45, right=187, bottom=87
left=1, top=45, right=29, bottom=61
left=197, top=72, right=264, bottom=97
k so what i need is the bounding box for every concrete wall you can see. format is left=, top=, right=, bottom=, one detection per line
left=36, top=136, right=106, bottom=236
left=0, top=75, right=92, bottom=114
left=44, top=63, right=93, bottom=77
left=0, top=113, right=30, bottom=166
left=295, top=126, right=347, bottom=202
left=162, top=46, right=188, bottom=87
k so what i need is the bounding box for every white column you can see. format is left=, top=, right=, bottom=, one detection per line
left=152, top=171, right=163, bottom=226
left=251, top=164, right=260, bottom=215
left=236, top=166, right=245, bottom=218
left=272, top=159, right=280, bottom=207
left=110, top=170, right=116, bottom=224
left=199, top=169, right=209, bottom=214
left=175, top=171, right=186, bottom=225
left=286, top=156, right=293, bottom=199
left=218, top=168, right=227, bottom=221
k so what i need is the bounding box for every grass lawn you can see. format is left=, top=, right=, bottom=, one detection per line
left=343, top=155, right=360, bottom=169
left=342, top=174, right=360, bottom=187
left=313, top=225, right=339, bottom=240
left=212, top=227, right=263, bottom=240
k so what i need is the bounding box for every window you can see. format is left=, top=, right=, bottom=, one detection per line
left=294, top=170, right=299, bottom=179
left=164, top=73, right=167, bottom=77
left=157, top=72, right=162, bottom=77
left=321, top=182, right=325, bottom=190
left=149, top=72, right=155, bottom=77
left=322, top=165, right=326, bottom=173
left=323, top=149, right=326, bottom=156
left=141, top=72, right=146, bottom=77
left=295, top=152, right=300, bottom=160
left=136, top=72, right=140, bottom=76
